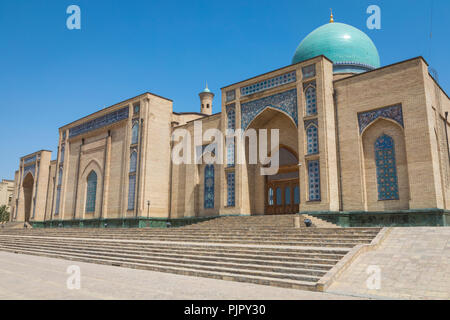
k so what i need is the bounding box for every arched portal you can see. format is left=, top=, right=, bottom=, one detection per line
left=244, top=108, right=299, bottom=215
left=22, top=173, right=34, bottom=222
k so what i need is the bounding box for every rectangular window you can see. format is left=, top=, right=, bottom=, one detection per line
left=308, top=160, right=321, bottom=201
left=128, top=175, right=136, bottom=210
left=227, top=172, right=235, bottom=207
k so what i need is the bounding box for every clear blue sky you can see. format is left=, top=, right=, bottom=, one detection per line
left=0, top=0, right=449, bottom=179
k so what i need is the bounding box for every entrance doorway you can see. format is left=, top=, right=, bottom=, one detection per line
left=265, top=147, right=300, bottom=215
left=22, top=173, right=34, bottom=222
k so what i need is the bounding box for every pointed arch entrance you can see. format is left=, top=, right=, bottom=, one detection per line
left=22, top=173, right=34, bottom=222
left=243, top=106, right=300, bottom=215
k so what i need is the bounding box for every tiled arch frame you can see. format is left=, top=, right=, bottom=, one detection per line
left=240, top=89, right=298, bottom=131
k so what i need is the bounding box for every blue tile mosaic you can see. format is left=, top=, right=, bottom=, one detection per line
left=358, top=105, right=403, bottom=134
left=241, top=89, right=298, bottom=130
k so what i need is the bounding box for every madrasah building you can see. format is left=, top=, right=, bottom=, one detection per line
left=10, top=14, right=450, bottom=227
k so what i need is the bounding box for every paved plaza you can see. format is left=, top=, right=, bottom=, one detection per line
left=0, top=227, right=449, bottom=300
left=327, top=227, right=450, bottom=300
left=0, top=251, right=359, bottom=300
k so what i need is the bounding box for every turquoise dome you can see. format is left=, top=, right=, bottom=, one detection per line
left=292, top=22, right=380, bottom=74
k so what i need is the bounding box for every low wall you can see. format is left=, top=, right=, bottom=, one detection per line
left=30, top=216, right=220, bottom=229
left=302, top=209, right=450, bottom=227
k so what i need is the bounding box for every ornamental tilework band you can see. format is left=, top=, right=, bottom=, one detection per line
left=69, top=106, right=129, bottom=138
left=23, top=156, right=36, bottom=165
left=358, top=105, right=403, bottom=134
left=240, top=71, right=296, bottom=96
left=240, top=89, right=298, bottom=130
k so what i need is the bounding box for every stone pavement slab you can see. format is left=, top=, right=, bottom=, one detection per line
left=326, top=227, right=450, bottom=300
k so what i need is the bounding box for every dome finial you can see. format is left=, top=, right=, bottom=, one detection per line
left=330, top=8, right=334, bottom=23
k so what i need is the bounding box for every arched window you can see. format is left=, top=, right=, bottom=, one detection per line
left=306, top=124, right=319, bottom=154
left=130, top=151, right=137, bottom=173
left=375, top=134, right=399, bottom=200
left=131, top=123, right=139, bottom=145
left=305, top=86, right=317, bottom=116
left=204, top=164, right=214, bottom=209
left=85, top=171, right=97, bottom=213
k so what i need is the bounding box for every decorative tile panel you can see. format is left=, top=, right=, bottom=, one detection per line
left=69, top=106, right=129, bottom=138
left=375, top=134, right=399, bottom=200
left=241, top=89, right=298, bottom=130
left=302, top=64, right=316, bottom=79
left=226, top=90, right=236, bottom=102
left=358, top=105, right=403, bottom=134
left=240, top=71, right=296, bottom=96
left=23, top=164, right=35, bottom=177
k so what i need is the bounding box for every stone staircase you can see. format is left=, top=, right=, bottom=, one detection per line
left=0, top=215, right=381, bottom=291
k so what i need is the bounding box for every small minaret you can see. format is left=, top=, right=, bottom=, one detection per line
left=199, top=82, right=214, bottom=115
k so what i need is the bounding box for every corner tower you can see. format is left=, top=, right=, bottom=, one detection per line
left=199, top=83, right=214, bottom=115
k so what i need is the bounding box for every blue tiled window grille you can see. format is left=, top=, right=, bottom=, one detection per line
left=308, top=160, right=321, bottom=201
left=204, top=164, right=215, bottom=209
left=305, top=86, right=317, bottom=116
left=227, top=172, right=235, bottom=207
left=227, top=108, right=236, bottom=130
left=130, top=151, right=137, bottom=173
left=85, top=171, right=97, bottom=213
left=375, top=134, right=399, bottom=200
left=58, top=167, right=63, bottom=186
left=54, top=187, right=61, bottom=215
left=128, top=175, right=136, bottom=210
left=131, top=123, right=139, bottom=145
left=306, top=124, right=319, bottom=154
